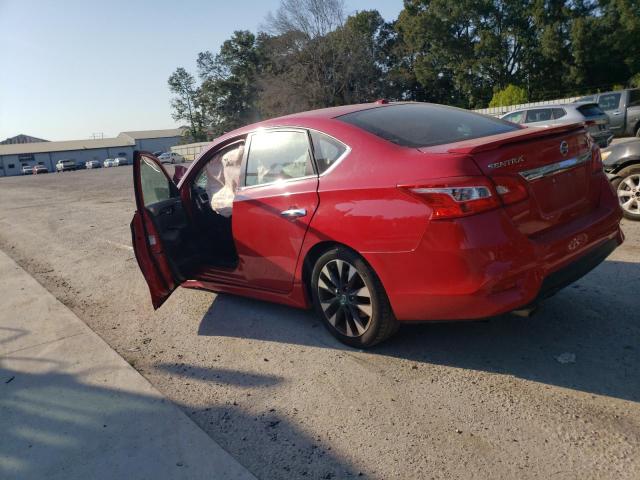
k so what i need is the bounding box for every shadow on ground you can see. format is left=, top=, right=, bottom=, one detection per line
left=0, top=362, right=359, bottom=480
left=197, top=260, right=640, bottom=402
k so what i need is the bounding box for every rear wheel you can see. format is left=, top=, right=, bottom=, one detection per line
left=310, top=247, right=398, bottom=348
left=612, top=165, right=640, bottom=220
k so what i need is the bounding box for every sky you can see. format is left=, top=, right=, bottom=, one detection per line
left=0, top=0, right=402, bottom=141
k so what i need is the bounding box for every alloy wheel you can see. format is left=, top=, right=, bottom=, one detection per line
left=317, top=259, right=373, bottom=337
left=617, top=173, right=640, bottom=216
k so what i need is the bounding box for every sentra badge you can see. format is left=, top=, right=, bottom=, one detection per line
left=488, top=155, right=525, bottom=169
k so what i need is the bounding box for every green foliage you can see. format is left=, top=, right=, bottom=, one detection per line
left=489, top=85, right=528, bottom=108
left=168, top=0, right=640, bottom=134
left=167, top=68, right=206, bottom=141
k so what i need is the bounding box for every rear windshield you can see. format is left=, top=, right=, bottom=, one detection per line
left=337, top=103, right=519, bottom=148
left=577, top=104, right=605, bottom=117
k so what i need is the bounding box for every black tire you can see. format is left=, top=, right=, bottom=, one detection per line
left=611, top=164, right=640, bottom=220
left=310, top=247, right=399, bottom=348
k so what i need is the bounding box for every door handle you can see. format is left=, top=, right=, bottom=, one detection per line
left=280, top=208, right=307, bottom=218
left=611, top=111, right=622, bottom=116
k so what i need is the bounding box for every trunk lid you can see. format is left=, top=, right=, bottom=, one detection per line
left=426, top=124, right=599, bottom=236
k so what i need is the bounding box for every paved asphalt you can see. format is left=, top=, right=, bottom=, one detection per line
left=0, top=249, right=257, bottom=480
left=0, top=165, right=638, bottom=479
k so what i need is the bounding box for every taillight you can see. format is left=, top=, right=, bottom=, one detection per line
left=491, top=175, right=529, bottom=205
left=591, top=146, right=603, bottom=173
left=399, top=177, right=500, bottom=219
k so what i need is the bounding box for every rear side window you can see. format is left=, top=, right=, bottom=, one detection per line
left=629, top=89, right=640, bottom=107
left=525, top=109, right=553, bottom=123
left=337, top=103, right=518, bottom=148
left=245, top=130, right=314, bottom=186
left=310, top=131, right=347, bottom=173
left=552, top=108, right=567, bottom=119
left=502, top=111, right=526, bottom=124
left=577, top=104, right=605, bottom=117
left=598, top=93, right=621, bottom=111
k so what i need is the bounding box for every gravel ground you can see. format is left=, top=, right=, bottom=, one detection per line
left=1, top=166, right=639, bottom=479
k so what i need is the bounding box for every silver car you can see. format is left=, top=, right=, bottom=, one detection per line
left=501, top=103, right=613, bottom=148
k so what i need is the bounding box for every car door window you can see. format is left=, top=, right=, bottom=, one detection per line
left=552, top=108, right=567, bottom=119
left=598, top=93, right=621, bottom=111
left=140, top=156, right=173, bottom=206
left=245, top=130, right=314, bottom=186
left=628, top=89, right=640, bottom=107
left=310, top=131, right=348, bottom=174
left=525, top=109, right=552, bottom=123
left=502, top=111, right=525, bottom=124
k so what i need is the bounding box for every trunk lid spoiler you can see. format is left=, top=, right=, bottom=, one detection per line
left=420, top=123, right=586, bottom=155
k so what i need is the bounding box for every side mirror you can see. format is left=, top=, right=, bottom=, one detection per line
left=172, top=165, right=187, bottom=184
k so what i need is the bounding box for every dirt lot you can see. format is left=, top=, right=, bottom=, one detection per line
left=1, top=166, right=639, bottom=479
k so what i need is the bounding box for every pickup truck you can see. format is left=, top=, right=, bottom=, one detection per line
left=579, top=88, right=640, bottom=137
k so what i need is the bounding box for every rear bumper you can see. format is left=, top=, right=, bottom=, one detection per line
left=364, top=179, right=623, bottom=321
left=534, top=237, right=618, bottom=302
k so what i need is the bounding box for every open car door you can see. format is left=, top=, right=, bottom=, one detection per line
left=130, top=151, right=189, bottom=309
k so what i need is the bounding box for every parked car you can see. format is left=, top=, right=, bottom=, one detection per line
left=85, top=160, right=101, bottom=169
left=113, top=157, right=129, bottom=166
left=157, top=151, right=185, bottom=164
left=602, top=139, right=640, bottom=220
left=153, top=151, right=164, bottom=157
left=55, top=159, right=76, bottom=172
left=577, top=89, right=640, bottom=137
left=33, top=164, right=49, bottom=174
left=103, top=158, right=114, bottom=168
left=501, top=102, right=613, bottom=147
left=130, top=101, right=623, bottom=347
left=21, top=165, right=34, bottom=175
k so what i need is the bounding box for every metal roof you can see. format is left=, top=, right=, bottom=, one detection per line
left=119, top=128, right=185, bottom=140
left=0, top=134, right=49, bottom=145
left=0, top=128, right=185, bottom=156
left=0, top=137, right=134, bottom=156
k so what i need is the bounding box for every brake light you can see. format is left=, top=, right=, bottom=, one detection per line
left=591, top=146, right=603, bottom=173
left=399, top=177, right=500, bottom=219
left=491, top=175, right=529, bottom=205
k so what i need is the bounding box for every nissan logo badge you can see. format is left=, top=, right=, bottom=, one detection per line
left=560, top=140, right=569, bottom=156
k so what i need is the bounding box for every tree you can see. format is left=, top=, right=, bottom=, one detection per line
left=489, top=84, right=528, bottom=107
left=197, top=31, right=264, bottom=135
left=168, top=68, right=205, bottom=141
left=169, top=0, right=640, bottom=128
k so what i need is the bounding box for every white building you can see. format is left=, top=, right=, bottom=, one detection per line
left=0, top=128, right=185, bottom=176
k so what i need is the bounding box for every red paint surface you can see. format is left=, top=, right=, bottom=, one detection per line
left=132, top=103, right=623, bottom=320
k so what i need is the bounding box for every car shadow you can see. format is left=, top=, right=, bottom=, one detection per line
left=0, top=363, right=361, bottom=480
left=197, top=259, right=640, bottom=402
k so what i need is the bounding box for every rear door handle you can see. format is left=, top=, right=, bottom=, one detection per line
left=280, top=208, right=307, bottom=218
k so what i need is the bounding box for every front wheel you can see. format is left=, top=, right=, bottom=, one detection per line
left=311, top=247, right=398, bottom=348
left=612, top=165, right=640, bottom=220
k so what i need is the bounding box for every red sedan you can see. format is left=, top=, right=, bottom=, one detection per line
left=131, top=102, right=623, bottom=347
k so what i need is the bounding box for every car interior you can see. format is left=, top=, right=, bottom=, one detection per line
left=189, top=141, right=245, bottom=269
left=139, top=130, right=339, bottom=284
left=138, top=144, right=244, bottom=285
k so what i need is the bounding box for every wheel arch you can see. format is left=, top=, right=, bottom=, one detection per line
left=612, top=158, right=640, bottom=175
left=301, top=240, right=375, bottom=304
